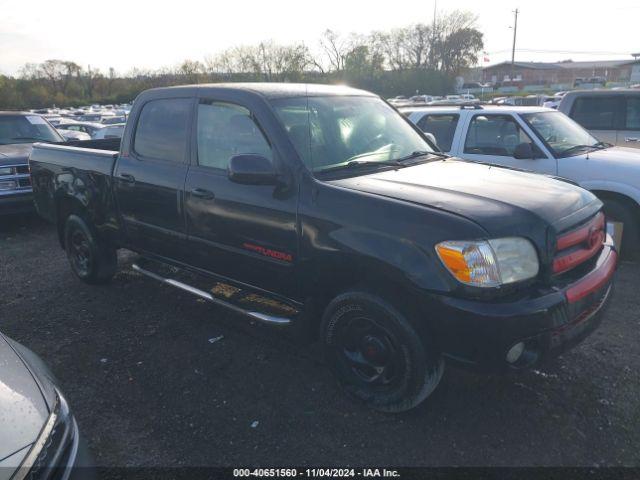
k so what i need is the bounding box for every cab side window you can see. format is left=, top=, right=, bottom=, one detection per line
left=197, top=101, right=272, bottom=170
left=133, top=98, right=191, bottom=162
left=464, top=114, right=540, bottom=157
left=571, top=96, right=621, bottom=130
left=416, top=114, right=459, bottom=152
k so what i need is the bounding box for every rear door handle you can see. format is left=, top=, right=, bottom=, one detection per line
left=191, top=188, right=215, bottom=200
left=119, top=173, right=136, bottom=183
left=625, top=137, right=639, bottom=143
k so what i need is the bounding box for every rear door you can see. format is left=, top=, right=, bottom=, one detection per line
left=619, top=95, right=640, bottom=148
left=414, top=113, right=460, bottom=153
left=458, top=113, right=557, bottom=174
left=183, top=96, right=299, bottom=298
left=568, top=95, right=623, bottom=145
left=113, top=97, right=194, bottom=259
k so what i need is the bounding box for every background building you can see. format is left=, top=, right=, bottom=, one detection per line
left=482, top=57, right=640, bottom=89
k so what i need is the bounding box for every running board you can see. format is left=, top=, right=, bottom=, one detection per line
left=131, top=263, right=292, bottom=326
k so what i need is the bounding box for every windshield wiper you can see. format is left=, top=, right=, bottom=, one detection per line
left=560, top=141, right=611, bottom=157
left=394, top=150, right=450, bottom=162
left=321, top=159, right=405, bottom=174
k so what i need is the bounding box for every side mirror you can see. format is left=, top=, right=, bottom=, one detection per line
left=423, top=132, right=439, bottom=150
left=228, top=154, right=278, bottom=185
left=513, top=142, right=535, bottom=160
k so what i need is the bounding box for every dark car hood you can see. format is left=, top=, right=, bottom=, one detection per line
left=0, top=335, right=49, bottom=464
left=0, top=143, right=33, bottom=166
left=328, top=159, right=601, bottom=237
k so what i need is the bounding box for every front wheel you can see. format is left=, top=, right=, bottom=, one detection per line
left=320, top=291, right=444, bottom=413
left=602, top=199, right=639, bottom=260
left=64, top=214, right=117, bottom=284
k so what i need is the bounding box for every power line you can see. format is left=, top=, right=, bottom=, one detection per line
left=487, top=48, right=634, bottom=56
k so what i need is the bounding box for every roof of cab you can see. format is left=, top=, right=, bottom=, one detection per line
left=399, top=105, right=556, bottom=115
left=141, top=83, right=375, bottom=100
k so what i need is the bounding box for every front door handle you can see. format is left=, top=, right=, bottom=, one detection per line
left=119, top=173, right=136, bottom=184
left=625, top=137, right=639, bottom=143
left=191, top=188, right=215, bottom=200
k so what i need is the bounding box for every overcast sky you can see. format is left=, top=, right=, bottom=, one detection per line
left=0, top=0, right=638, bottom=76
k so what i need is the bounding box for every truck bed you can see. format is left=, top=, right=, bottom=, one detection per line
left=29, top=140, right=120, bottom=225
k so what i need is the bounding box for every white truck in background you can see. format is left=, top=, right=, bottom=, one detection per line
left=401, top=104, right=640, bottom=259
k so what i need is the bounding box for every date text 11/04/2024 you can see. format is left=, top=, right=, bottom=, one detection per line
left=233, top=469, right=400, bottom=477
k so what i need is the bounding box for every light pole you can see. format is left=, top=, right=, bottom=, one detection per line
left=510, top=8, right=519, bottom=83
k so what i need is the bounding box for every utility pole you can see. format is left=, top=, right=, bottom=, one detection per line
left=429, top=0, right=437, bottom=68
left=510, top=8, right=519, bottom=82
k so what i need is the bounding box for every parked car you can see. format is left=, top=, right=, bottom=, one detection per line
left=402, top=104, right=640, bottom=258
left=409, top=95, right=435, bottom=104
left=57, top=129, right=92, bottom=142
left=0, top=331, right=92, bottom=477
left=542, top=92, right=567, bottom=110
left=57, top=121, right=106, bottom=138
left=0, top=112, right=65, bottom=215
left=91, top=123, right=125, bottom=139
left=101, top=115, right=127, bottom=125
left=30, top=83, right=617, bottom=412
left=77, top=113, right=104, bottom=123
left=558, top=89, right=640, bottom=149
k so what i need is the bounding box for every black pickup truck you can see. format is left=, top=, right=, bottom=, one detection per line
left=30, top=83, right=617, bottom=412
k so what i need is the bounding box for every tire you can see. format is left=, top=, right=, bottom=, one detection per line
left=320, top=291, right=444, bottom=413
left=602, top=199, right=639, bottom=261
left=64, top=214, right=117, bottom=284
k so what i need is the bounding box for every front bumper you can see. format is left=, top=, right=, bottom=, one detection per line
left=433, top=243, right=617, bottom=372
left=0, top=190, right=34, bottom=215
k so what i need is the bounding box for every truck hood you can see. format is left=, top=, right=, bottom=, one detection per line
left=573, top=146, right=640, bottom=166
left=0, top=143, right=33, bottom=166
left=0, top=334, right=49, bottom=465
left=329, top=159, right=601, bottom=237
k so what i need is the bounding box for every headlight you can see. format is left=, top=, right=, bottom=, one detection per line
left=436, top=237, right=539, bottom=287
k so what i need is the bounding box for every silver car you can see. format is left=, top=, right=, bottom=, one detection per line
left=0, top=332, right=92, bottom=480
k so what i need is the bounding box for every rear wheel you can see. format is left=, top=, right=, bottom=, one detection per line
left=602, top=198, right=639, bottom=260
left=320, top=291, right=443, bottom=413
left=64, top=214, right=117, bottom=284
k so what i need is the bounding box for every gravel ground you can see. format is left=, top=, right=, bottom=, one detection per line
left=1, top=214, right=639, bottom=468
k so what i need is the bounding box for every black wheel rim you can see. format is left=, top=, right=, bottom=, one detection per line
left=69, top=230, right=91, bottom=276
left=335, top=316, right=403, bottom=387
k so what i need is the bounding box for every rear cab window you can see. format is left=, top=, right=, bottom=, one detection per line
left=133, top=98, right=192, bottom=162
left=625, top=96, right=640, bottom=130
left=416, top=114, right=459, bottom=152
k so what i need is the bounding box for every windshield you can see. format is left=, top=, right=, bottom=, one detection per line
left=521, top=111, right=602, bottom=157
left=0, top=115, right=63, bottom=145
left=270, top=95, right=434, bottom=173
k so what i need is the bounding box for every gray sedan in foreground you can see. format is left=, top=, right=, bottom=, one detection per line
left=0, top=332, right=92, bottom=480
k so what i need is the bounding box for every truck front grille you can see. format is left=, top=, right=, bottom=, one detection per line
left=0, top=163, right=32, bottom=195
left=553, top=212, right=605, bottom=275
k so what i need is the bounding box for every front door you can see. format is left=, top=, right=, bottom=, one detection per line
left=114, top=97, right=193, bottom=259
left=459, top=113, right=557, bottom=175
left=183, top=98, right=299, bottom=299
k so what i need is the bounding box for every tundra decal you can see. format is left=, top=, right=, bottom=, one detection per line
left=243, top=242, right=293, bottom=263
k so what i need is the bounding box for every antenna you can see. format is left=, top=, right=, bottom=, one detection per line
left=510, top=8, right=519, bottom=82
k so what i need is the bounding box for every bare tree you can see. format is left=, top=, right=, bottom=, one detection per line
left=318, top=29, right=350, bottom=72
left=404, top=24, right=432, bottom=69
